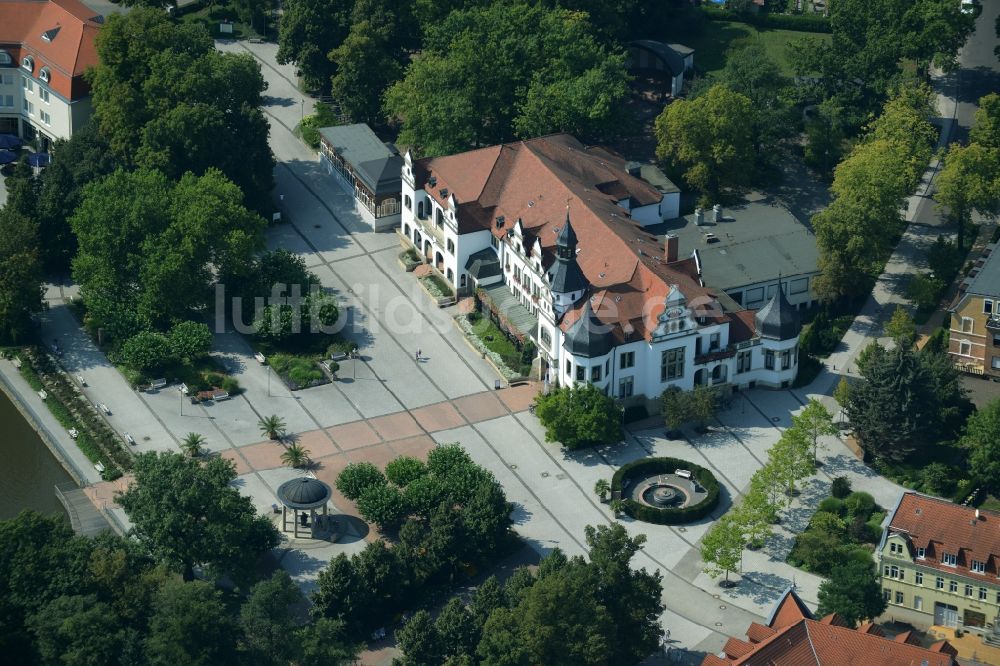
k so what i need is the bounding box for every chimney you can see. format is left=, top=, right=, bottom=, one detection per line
left=665, top=234, right=678, bottom=263
left=712, top=204, right=722, bottom=223
left=695, top=207, right=704, bottom=225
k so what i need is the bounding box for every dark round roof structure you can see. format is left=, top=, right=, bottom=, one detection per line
left=276, top=477, right=332, bottom=510
left=564, top=300, right=614, bottom=358
left=754, top=285, right=801, bottom=341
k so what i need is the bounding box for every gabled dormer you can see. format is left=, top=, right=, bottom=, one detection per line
left=652, top=285, right=694, bottom=339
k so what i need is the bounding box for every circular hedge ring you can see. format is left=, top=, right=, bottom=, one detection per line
left=611, top=457, right=720, bottom=525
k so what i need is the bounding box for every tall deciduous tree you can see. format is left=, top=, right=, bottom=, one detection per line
left=89, top=9, right=274, bottom=211
left=34, top=124, right=119, bottom=271
left=240, top=571, right=303, bottom=666
left=885, top=306, right=917, bottom=349
left=277, top=0, right=350, bottom=94
left=701, top=514, right=744, bottom=584
left=792, top=399, right=838, bottom=463
left=816, top=560, right=886, bottom=627
left=963, top=399, right=1000, bottom=488
left=71, top=168, right=265, bottom=337
left=385, top=2, right=629, bottom=156
left=769, top=426, right=816, bottom=495
left=971, top=93, right=1000, bottom=149
left=655, top=85, right=756, bottom=203
left=936, top=142, right=1000, bottom=249
left=329, top=20, right=403, bottom=126
left=533, top=383, right=622, bottom=449
left=0, top=208, right=42, bottom=343
left=116, top=452, right=279, bottom=582
left=583, top=524, right=664, bottom=662
left=145, top=579, right=239, bottom=666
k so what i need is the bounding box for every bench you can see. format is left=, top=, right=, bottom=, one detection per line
left=147, top=378, right=167, bottom=392
left=674, top=469, right=692, bottom=480
left=211, top=389, right=230, bottom=401
left=330, top=351, right=349, bottom=362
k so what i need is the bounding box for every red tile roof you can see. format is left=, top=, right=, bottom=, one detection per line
left=704, top=588, right=957, bottom=666
left=888, top=492, right=1000, bottom=579
left=413, top=134, right=751, bottom=343
left=0, top=0, right=102, bottom=99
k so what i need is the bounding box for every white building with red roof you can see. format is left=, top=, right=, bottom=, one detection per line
left=0, top=0, right=102, bottom=147
left=401, top=134, right=802, bottom=403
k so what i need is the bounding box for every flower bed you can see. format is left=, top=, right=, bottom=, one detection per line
left=399, top=248, right=421, bottom=272
left=18, top=347, right=131, bottom=480
left=419, top=273, right=454, bottom=298
left=268, top=353, right=329, bottom=390
left=611, top=457, right=720, bottom=525
left=455, top=314, right=520, bottom=380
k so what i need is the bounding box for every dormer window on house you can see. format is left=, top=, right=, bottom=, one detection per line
left=972, top=559, right=985, bottom=574
left=41, top=27, right=60, bottom=43
left=39, top=66, right=50, bottom=84
left=942, top=552, right=957, bottom=567
left=0, top=50, right=11, bottom=65
left=21, top=55, right=33, bottom=73
left=889, top=542, right=903, bottom=555
left=916, top=547, right=926, bottom=559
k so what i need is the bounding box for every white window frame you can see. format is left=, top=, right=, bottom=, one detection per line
left=972, top=560, right=985, bottom=574
left=917, top=547, right=925, bottom=559
left=943, top=553, right=957, bottom=567
left=985, top=299, right=994, bottom=315
left=959, top=340, right=972, bottom=356
left=962, top=317, right=974, bottom=333
left=21, top=55, right=33, bottom=72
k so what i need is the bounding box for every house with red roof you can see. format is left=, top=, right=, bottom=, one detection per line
left=879, top=491, right=1000, bottom=639
left=400, top=134, right=801, bottom=402
left=0, top=0, right=102, bottom=147
left=704, top=586, right=958, bottom=665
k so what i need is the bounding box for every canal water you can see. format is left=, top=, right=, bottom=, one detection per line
left=0, top=388, right=71, bottom=521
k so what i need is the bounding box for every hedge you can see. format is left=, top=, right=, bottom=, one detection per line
left=702, top=6, right=832, bottom=34
left=612, top=457, right=720, bottom=525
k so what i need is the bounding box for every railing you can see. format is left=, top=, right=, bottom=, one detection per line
left=415, top=216, right=445, bottom=246
left=987, top=314, right=1000, bottom=330
left=955, top=361, right=985, bottom=375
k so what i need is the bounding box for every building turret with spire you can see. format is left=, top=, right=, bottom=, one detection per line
left=548, top=212, right=589, bottom=317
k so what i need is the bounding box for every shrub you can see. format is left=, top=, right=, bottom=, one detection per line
left=336, top=462, right=387, bottom=500
left=702, top=4, right=831, bottom=32
left=816, top=497, right=845, bottom=515
left=535, top=383, right=622, bottom=449
left=611, top=457, right=720, bottom=525
left=221, top=377, right=240, bottom=394
left=168, top=320, right=213, bottom=363
left=921, top=462, right=957, bottom=497
left=831, top=476, right=852, bottom=499
left=121, top=331, right=173, bottom=371
left=844, top=492, right=876, bottom=521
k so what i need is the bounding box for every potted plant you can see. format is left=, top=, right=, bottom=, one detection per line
left=610, top=498, right=625, bottom=519
left=594, top=479, right=610, bottom=503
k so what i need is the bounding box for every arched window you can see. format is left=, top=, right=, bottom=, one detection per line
left=417, top=201, right=425, bottom=219
left=0, top=50, right=12, bottom=65
left=435, top=208, right=443, bottom=229
left=446, top=268, right=454, bottom=283
left=404, top=194, right=412, bottom=210
left=39, top=66, right=50, bottom=83
left=21, top=55, right=33, bottom=72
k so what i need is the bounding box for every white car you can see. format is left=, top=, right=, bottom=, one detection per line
left=961, top=0, right=976, bottom=14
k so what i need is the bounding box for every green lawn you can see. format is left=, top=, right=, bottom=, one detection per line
left=661, top=21, right=830, bottom=76
left=470, top=316, right=526, bottom=374
left=175, top=1, right=258, bottom=40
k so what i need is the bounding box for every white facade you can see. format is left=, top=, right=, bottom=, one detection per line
left=541, top=285, right=799, bottom=405
left=0, top=64, right=90, bottom=147
left=400, top=148, right=800, bottom=402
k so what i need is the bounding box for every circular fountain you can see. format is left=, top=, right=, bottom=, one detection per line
left=644, top=484, right=686, bottom=507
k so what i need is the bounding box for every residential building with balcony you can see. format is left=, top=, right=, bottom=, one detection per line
left=949, top=243, right=1000, bottom=378
left=704, top=586, right=958, bottom=666
left=0, top=0, right=102, bottom=148
left=399, top=134, right=801, bottom=404
left=878, top=492, right=1000, bottom=639
left=319, top=124, right=403, bottom=230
